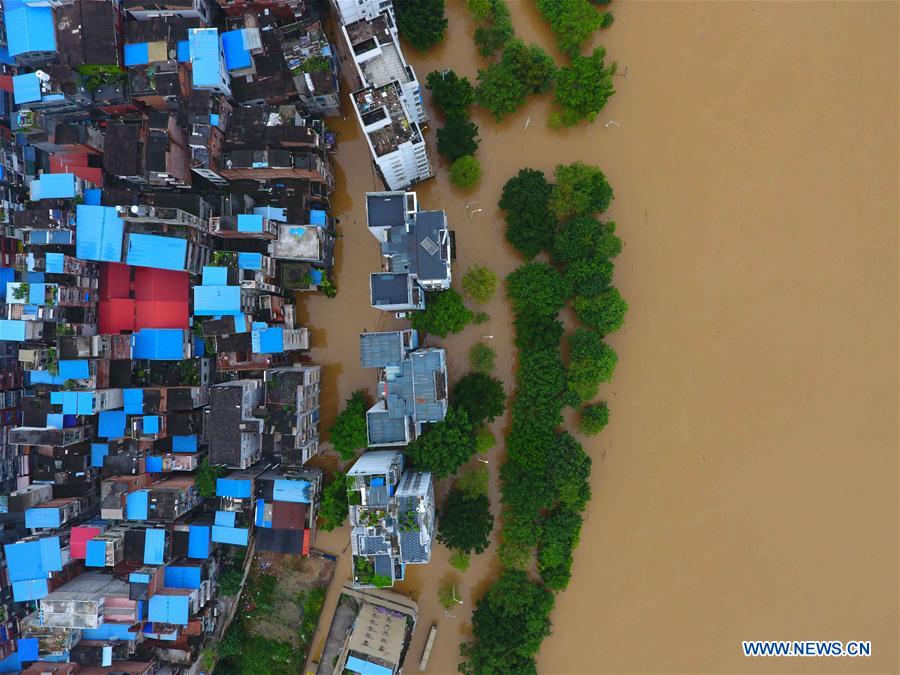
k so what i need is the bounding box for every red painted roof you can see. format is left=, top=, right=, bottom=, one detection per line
left=98, top=264, right=189, bottom=332
left=49, top=152, right=103, bottom=185
left=302, top=528, right=311, bottom=556
left=70, top=526, right=102, bottom=559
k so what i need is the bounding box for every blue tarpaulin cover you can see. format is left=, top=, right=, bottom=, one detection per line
left=143, top=415, right=160, bottom=434
left=238, top=252, right=263, bottom=270
left=252, top=326, right=283, bottom=354
left=146, top=456, right=163, bottom=472
left=76, top=205, right=124, bottom=262
left=254, top=206, right=287, bottom=222
left=83, top=623, right=138, bottom=641
left=194, top=284, right=241, bottom=315
left=91, top=443, right=108, bottom=468
left=83, top=188, right=102, bottom=206
left=45, top=252, right=64, bottom=273
left=130, top=572, right=151, bottom=584
left=310, top=209, right=327, bottom=225
left=144, top=529, right=166, bottom=565
left=10, top=579, right=48, bottom=602
left=177, top=40, right=190, bottom=62
left=189, top=28, right=225, bottom=89
left=214, top=511, right=236, bottom=527
left=0, top=320, right=25, bottom=341
left=16, top=638, right=38, bottom=662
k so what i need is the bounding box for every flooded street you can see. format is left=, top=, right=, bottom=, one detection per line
left=305, top=1, right=898, bottom=673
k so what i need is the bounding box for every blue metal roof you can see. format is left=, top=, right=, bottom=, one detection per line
left=177, top=40, right=190, bottom=62
left=214, top=510, right=236, bottom=527
left=216, top=477, right=252, bottom=498
left=11, top=578, right=47, bottom=602
left=4, top=537, right=61, bottom=582
left=6, top=6, right=56, bottom=57
left=126, top=490, right=150, bottom=520
left=253, top=206, right=287, bottom=222
left=83, top=622, right=138, bottom=641
left=91, top=443, right=108, bottom=468
left=237, top=213, right=263, bottom=232
left=273, top=479, right=312, bottom=503
left=98, top=410, right=126, bottom=438
left=144, top=415, right=160, bottom=433
left=126, top=233, right=187, bottom=271
left=310, top=209, right=327, bottom=226
left=59, top=359, right=89, bottom=379
left=187, top=525, right=210, bottom=559
left=85, top=539, right=106, bottom=566
left=124, top=388, right=144, bottom=414
left=0, top=319, right=26, bottom=341
left=211, top=525, right=248, bottom=546
left=238, top=252, right=263, bottom=270
left=146, top=455, right=163, bottom=472
left=31, top=173, right=76, bottom=200
left=144, top=529, right=166, bottom=565
left=25, top=507, right=61, bottom=529
left=221, top=29, right=252, bottom=70
left=124, top=42, right=150, bottom=66
left=189, top=28, right=226, bottom=90
left=83, top=188, right=102, bottom=206
left=12, top=73, right=40, bottom=104
left=346, top=655, right=393, bottom=675
left=45, top=252, right=64, bottom=273
left=165, top=566, right=202, bottom=589
left=76, top=205, right=124, bottom=262
left=194, top=284, right=241, bottom=315
left=17, top=637, right=38, bottom=662
left=173, top=435, right=198, bottom=452
left=149, top=593, right=190, bottom=625
left=132, top=329, right=185, bottom=360
left=252, top=326, right=283, bottom=353
left=202, top=265, right=228, bottom=285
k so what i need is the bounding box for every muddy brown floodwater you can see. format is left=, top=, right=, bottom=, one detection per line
left=302, top=1, right=898, bottom=674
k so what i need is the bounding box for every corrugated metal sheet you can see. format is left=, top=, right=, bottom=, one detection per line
left=148, top=593, right=190, bottom=625
left=123, top=388, right=144, bottom=414
left=12, top=73, right=40, bottom=104
left=31, top=173, right=76, bottom=200
left=187, top=525, right=210, bottom=559
left=86, top=539, right=107, bottom=567
left=76, top=205, right=124, bottom=262
left=164, top=566, right=202, bottom=589
left=189, top=28, right=224, bottom=89
left=144, top=529, right=166, bottom=565
left=221, top=29, right=251, bottom=70
left=126, top=233, right=187, bottom=271
left=273, top=479, right=311, bottom=504
left=237, top=213, right=263, bottom=232
left=211, top=525, right=248, bottom=546
left=131, top=329, right=185, bottom=360
left=173, top=435, right=198, bottom=452
left=216, top=477, right=252, bottom=498
left=127, top=490, right=150, bottom=520
left=98, top=410, right=126, bottom=438
left=194, top=284, right=241, bottom=315
left=6, top=6, right=56, bottom=57
left=24, top=506, right=61, bottom=529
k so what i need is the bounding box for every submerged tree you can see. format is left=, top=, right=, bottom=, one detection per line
left=438, top=489, right=494, bottom=554
left=318, top=472, right=350, bottom=531
left=550, top=161, right=614, bottom=221
left=453, top=372, right=506, bottom=427
left=411, top=289, right=474, bottom=337
left=426, top=70, right=475, bottom=114
left=551, top=46, right=617, bottom=128
left=394, top=0, right=447, bottom=50
left=498, top=168, right=557, bottom=258
left=436, top=113, right=479, bottom=161
left=405, top=407, right=476, bottom=479
left=535, top=0, right=603, bottom=57
left=328, top=390, right=369, bottom=460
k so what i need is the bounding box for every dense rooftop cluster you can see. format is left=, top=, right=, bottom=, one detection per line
left=0, top=0, right=361, bottom=671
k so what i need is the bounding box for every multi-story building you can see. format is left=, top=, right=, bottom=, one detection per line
left=360, top=330, right=448, bottom=446
left=205, top=380, right=265, bottom=469
left=346, top=450, right=435, bottom=588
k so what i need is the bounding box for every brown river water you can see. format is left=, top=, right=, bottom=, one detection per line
left=301, top=1, right=899, bottom=673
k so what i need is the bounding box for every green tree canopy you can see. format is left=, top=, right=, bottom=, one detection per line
left=472, top=0, right=514, bottom=56
left=573, top=286, right=628, bottom=335
left=457, top=466, right=489, bottom=499
left=537, top=506, right=583, bottom=590
left=469, top=342, right=496, bottom=373
left=565, top=329, right=618, bottom=404
left=217, top=569, right=243, bottom=597
left=547, top=431, right=592, bottom=512
left=551, top=46, right=617, bottom=128
left=579, top=402, right=609, bottom=435
left=453, top=372, right=506, bottom=426
left=449, top=154, right=482, bottom=189
left=195, top=458, right=226, bottom=498
left=437, top=489, right=494, bottom=554
left=498, top=168, right=556, bottom=258
left=554, top=216, right=622, bottom=267
left=411, top=289, right=474, bottom=337
left=536, top=0, right=603, bottom=57
left=318, top=472, right=349, bottom=531
left=462, top=264, right=499, bottom=304
left=506, top=262, right=571, bottom=316
left=459, top=570, right=554, bottom=675
left=328, top=390, right=369, bottom=460
left=394, top=0, right=447, bottom=50
left=436, top=113, right=479, bottom=161
left=426, top=69, right=475, bottom=114
left=405, top=407, right=476, bottom=479
left=476, top=40, right=555, bottom=121
left=550, top=161, right=614, bottom=221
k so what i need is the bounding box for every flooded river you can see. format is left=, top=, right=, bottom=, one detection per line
left=305, top=1, right=898, bottom=673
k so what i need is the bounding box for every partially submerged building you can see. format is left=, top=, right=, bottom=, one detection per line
left=360, top=330, right=447, bottom=446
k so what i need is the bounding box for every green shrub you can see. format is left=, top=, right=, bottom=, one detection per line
left=580, top=402, right=609, bottom=434
left=469, top=342, right=496, bottom=373
left=411, top=289, right=474, bottom=337
left=573, top=287, right=628, bottom=335
left=318, top=472, right=349, bottom=531
left=394, top=0, right=447, bottom=50
left=462, top=264, right=499, bottom=303
left=436, top=113, right=479, bottom=161
left=328, top=390, right=368, bottom=460
left=449, top=155, right=482, bottom=189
